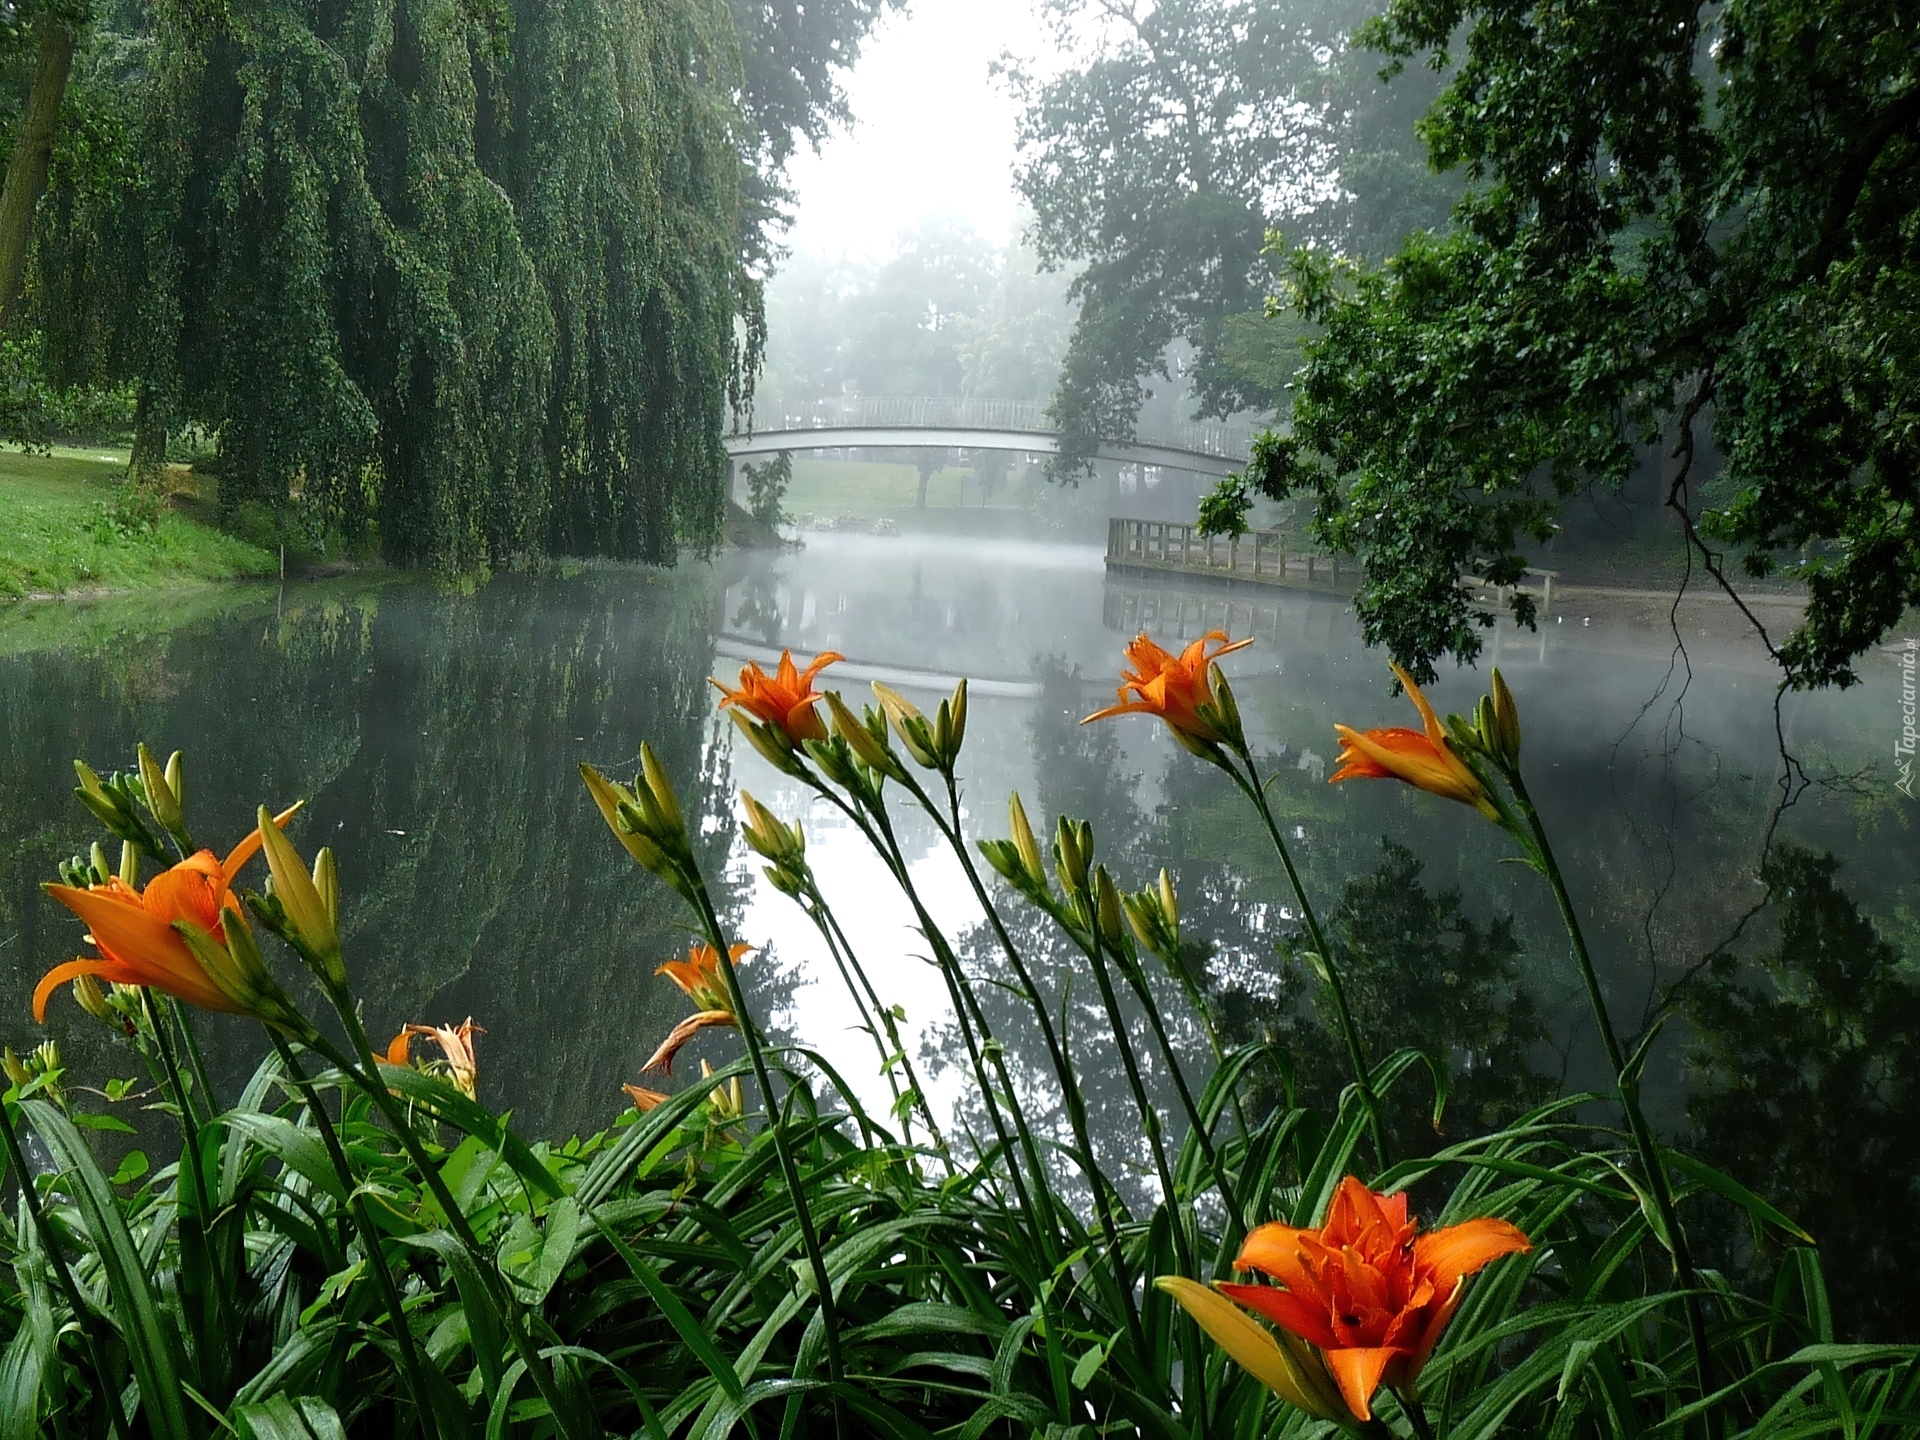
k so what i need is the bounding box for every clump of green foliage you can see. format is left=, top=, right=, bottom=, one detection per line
left=1216, top=0, right=1920, bottom=688
left=5, top=656, right=1914, bottom=1439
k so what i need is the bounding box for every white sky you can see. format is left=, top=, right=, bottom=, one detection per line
left=779, top=0, right=1042, bottom=262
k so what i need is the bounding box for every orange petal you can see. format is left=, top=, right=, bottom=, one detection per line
left=1414, top=1215, right=1532, bottom=1283
left=46, top=885, right=206, bottom=993
left=32, top=959, right=125, bottom=1023
left=1215, top=1281, right=1339, bottom=1349
left=1324, top=1346, right=1401, bottom=1422
left=1081, top=699, right=1158, bottom=725
left=796, top=650, right=844, bottom=688
left=386, top=1030, right=414, bottom=1067
left=1389, top=662, right=1445, bottom=745
left=1236, top=1222, right=1318, bottom=1292
left=623, top=1084, right=669, bottom=1112
left=642, top=1010, right=737, bottom=1074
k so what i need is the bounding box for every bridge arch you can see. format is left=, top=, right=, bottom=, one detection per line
left=725, top=398, right=1256, bottom=476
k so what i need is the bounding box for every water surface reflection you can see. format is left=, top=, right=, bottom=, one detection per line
left=0, top=534, right=1911, bottom=1335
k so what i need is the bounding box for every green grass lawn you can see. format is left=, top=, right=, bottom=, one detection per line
left=0, top=449, right=276, bottom=599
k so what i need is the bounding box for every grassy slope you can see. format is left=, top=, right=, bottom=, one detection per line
left=783, top=457, right=1009, bottom=514
left=0, top=449, right=276, bottom=599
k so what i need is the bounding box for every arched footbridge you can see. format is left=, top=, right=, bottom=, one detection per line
left=725, top=398, right=1256, bottom=476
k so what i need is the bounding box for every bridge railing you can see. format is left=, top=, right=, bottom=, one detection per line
left=1107, top=517, right=1559, bottom=612
left=753, top=397, right=1258, bottom=462
left=1106, top=518, right=1351, bottom=586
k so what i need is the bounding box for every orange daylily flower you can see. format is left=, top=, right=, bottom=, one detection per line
left=35, top=806, right=300, bottom=1023
left=656, top=941, right=752, bottom=1013
left=1082, top=631, right=1251, bottom=743
left=386, top=1017, right=484, bottom=1100
left=1331, top=663, right=1499, bottom=819
left=643, top=943, right=753, bottom=1074
left=1216, top=1177, right=1531, bottom=1422
left=712, top=650, right=844, bottom=744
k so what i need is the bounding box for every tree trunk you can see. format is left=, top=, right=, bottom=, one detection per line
left=0, top=15, right=78, bottom=332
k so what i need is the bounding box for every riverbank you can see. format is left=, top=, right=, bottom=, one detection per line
left=0, top=448, right=277, bottom=600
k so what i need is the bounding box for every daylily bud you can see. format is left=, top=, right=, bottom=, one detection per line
left=638, top=744, right=685, bottom=839
left=581, top=765, right=670, bottom=872
left=1490, top=668, right=1521, bottom=763
left=137, top=743, right=188, bottom=847
left=1474, top=695, right=1500, bottom=759
left=312, top=848, right=339, bottom=930
left=872, top=683, right=941, bottom=768
left=824, top=692, right=907, bottom=780
left=3, top=1048, right=29, bottom=1088
left=1008, top=793, right=1047, bottom=887
left=1094, top=868, right=1126, bottom=946
left=177, top=911, right=300, bottom=1030
left=72, top=761, right=155, bottom=854
left=739, top=792, right=806, bottom=867
left=1209, top=665, right=1246, bottom=748
left=72, top=973, right=112, bottom=1021
left=702, top=1059, right=745, bottom=1123
left=1122, top=870, right=1181, bottom=960
left=257, top=805, right=343, bottom=982
left=727, top=708, right=808, bottom=775
left=118, top=841, right=138, bottom=887
left=1054, top=816, right=1090, bottom=896
left=941, top=679, right=968, bottom=761
left=165, top=751, right=185, bottom=812
left=88, top=842, right=111, bottom=886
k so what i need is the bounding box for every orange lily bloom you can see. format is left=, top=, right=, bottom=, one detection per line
left=35, top=807, right=299, bottom=1023
left=1332, top=663, right=1499, bottom=819
left=386, top=1017, right=484, bottom=1100
left=1214, top=1177, right=1531, bottom=1421
left=644, top=943, right=753, bottom=1074
left=1082, top=631, right=1251, bottom=744
left=657, top=941, right=751, bottom=1014
left=712, top=650, right=844, bottom=745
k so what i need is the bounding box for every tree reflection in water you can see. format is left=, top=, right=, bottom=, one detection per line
left=1215, top=839, right=1557, bottom=1167
left=1683, top=842, right=1920, bottom=1342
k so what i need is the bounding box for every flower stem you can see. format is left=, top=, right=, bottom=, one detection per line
left=1503, top=767, right=1717, bottom=1421
left=1229, top=746, right=1390, bottom=1168
left=682, top=873, right=849, bottom=1391
left=268, top=1032, right=442, bottom=1440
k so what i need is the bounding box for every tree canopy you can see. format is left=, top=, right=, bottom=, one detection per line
left=13, top=0, right=896, bottom=570
left=1223, top=0, right=1919, bottom=687
left=1005, top=0, right=1449, bottom=474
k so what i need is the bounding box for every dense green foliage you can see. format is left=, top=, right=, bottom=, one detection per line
left=1222, top=0, right=1919, bottom=686
left=4, top=675, right=1916, bottom=1438
left=10, top=0, right=898, bottom=571
left=1006, top=0, right=1449, bottom=474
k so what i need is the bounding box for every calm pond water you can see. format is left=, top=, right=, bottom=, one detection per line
left=1, top=533, right=1913, bottom=1335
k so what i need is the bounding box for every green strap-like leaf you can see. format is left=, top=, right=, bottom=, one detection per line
left=23, top=1098, right=193, bottom=1440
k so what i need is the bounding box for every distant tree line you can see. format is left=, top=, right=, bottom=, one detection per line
left=0, top=0, right=900, bottom=570
left=760, top=217, right=1076, bottom=409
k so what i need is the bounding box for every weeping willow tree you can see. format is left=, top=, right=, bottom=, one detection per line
left=32, top=0, right=760, bottom=570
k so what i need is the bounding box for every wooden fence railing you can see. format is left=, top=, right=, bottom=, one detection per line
left=1104, top=518, right=1557, bottom=613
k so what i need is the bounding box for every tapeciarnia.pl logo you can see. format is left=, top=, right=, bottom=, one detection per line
left=1899, top=637, right=1917, bottom=799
